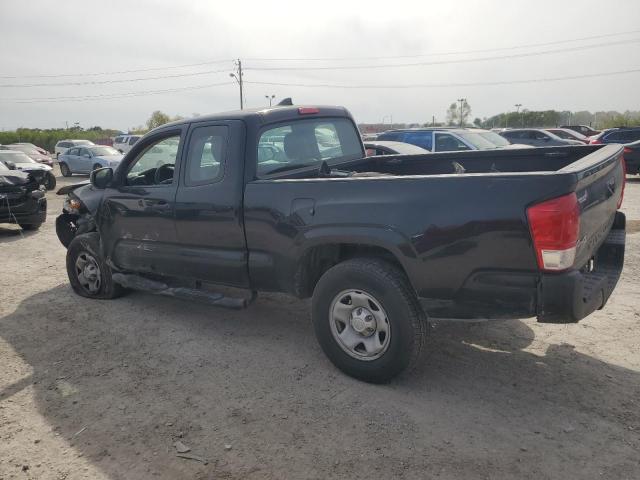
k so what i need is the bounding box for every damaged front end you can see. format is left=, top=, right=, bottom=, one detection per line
left=55, top=182, right=100, bottom=248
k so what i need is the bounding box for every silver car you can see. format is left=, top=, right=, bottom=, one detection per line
left=500, top=129, right=584, bottom=147
left=58, top=145, right=123, bottom=177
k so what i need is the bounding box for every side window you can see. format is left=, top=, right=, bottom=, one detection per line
left=79, top=148, right=90, bottom=157
left=129, top=136, right=139, bottom=146
left=126, top=135, right=180, bottom=186
left=434, top=133, right=470, bottom=151
left=533, top=131, right=549, bottom=140
left=67, top=147, right=78, bottom=155
left=185, top=125, right=227, bottom=186
left=605, top=132, right=622, bottom=142
left=403, top=132, right=433, bottom=150
left=114, top=137, right=123, bottom=144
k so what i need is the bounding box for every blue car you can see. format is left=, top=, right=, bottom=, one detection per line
left=58, top=145, right=123, bottom=177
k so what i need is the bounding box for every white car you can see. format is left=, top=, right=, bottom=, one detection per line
left=54, top=139, right=95, bottom=159
left=113, top=135, right=142, bottom=154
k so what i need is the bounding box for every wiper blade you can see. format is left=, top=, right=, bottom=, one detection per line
left=263, top=162, right=316, bottom=175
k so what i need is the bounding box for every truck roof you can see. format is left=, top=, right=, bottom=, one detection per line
left=154, top=105, right=353, bottom=132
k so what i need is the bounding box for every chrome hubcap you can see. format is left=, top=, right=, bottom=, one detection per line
left=75, top=252, right=102, bottom=294
left=329, top=290, right=391, bottom=361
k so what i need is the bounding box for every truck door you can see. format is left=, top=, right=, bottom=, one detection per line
left=173, top=120, right=250, bottom=287
left=99, top=128, right=184, bottom=276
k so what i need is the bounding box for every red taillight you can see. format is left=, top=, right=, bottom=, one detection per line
left=618, top=156, right=626, bottom=209
left=623, top=147, right=632, bottom=154
left=527, top=193, right=580, bottom=271
left=298, top=107, right=319, bottom=115
left=590, top=138, right=602, bottom=144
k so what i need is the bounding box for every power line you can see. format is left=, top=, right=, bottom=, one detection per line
left=0, top=59, right=235, bottom=80
left=244, top=67, right=640, bottom=89
left=243, top=28, right=640, bottom=61
left=245, top=38, right=640, bottom=71
left=1, top=81, right=235, bottom=103
left=1, top=28, right=638, bottom=81
left=0, top=68, right=232, bottom=88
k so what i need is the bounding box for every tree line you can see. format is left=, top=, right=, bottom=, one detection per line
left=0, top=111, right=185, bottom=152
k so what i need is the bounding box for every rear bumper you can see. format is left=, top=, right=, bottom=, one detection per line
left=419, top=212, right=626, bottom=323
left=537, top=211, right=625, bottom=323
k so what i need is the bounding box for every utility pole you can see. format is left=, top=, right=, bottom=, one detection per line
left=432, top=115, right=435, bottom=127
left=265, top=94, right=275, bottom=106
left=515, top=104, right=523, bottom=127
left=229, top=59, right=244, bottom=109
left=457, top=98, right=466, bottom=127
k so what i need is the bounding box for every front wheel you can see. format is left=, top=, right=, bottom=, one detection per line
left=312, top=258, right=427, bottom=383
left=19, top=222, right=42, bottom=231
left=66, top=233, right=126, bottom=299
left=45, top=172, right=57, bottom=190
left=60, top=162, right=72, bottom=177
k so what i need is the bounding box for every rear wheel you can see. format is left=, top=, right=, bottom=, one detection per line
left=60, top=162, right=72, bottom=177
left=312, top=258, right=427, bottom=383
left=66, top=233, right=126, bottom=299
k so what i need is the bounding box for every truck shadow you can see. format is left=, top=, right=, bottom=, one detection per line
left=1, top=285, right=639, bottom=479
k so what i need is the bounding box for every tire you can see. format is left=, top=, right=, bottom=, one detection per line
left=19, top=222, right=42, bottom=231
left=66, top=232, right=126, bottom=299
left=45, top=172, right=57, bottom=190
left=60, top=162, right=72, bottom=177
left=312, top=258, right=427, bottom=383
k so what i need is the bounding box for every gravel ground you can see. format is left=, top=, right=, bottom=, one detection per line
left=1, top=168, right=639, bottom=480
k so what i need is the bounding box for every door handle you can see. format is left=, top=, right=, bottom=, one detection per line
left=151, top=203, right=171, bottom=211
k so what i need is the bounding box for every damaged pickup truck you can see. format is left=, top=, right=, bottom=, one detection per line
left=55, top=105, right=626, bottom=382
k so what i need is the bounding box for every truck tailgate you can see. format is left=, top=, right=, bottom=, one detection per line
left=537, top=144, right=626, bottom=322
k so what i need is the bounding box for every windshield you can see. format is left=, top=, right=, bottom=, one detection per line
left=456, top=131, right=503, bottom=150
left=89, top=146, right=119, bottom=156
left=8, top=145, right=40, bottom=155
left=0, top=151, right=37, bottom=163
left=257, top=117, right=363, bottom=176
left=477, top=131, right=511, bottom=147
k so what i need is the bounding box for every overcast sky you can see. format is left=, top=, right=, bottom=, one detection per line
left=0, top=0, right=639, bottom=131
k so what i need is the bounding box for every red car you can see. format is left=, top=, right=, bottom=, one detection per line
left=2, top=144, right=53, bottom=166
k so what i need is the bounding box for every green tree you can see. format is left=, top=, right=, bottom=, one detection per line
left=445, top=100, right=472, bottom=126
left=146, top=111, right=172, bottom=130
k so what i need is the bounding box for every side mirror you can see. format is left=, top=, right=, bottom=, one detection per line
left=83, top=153, right=91, bottom=158
left=90, top=167, right=113, bottom=189
left=5, top=161, right=16, bottom=170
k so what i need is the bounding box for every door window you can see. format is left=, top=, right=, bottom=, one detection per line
left=67, top=147, right=79, bottom=156
left=402, top=131, right=433, bottom=150
left=434, top=133, right=470, bottom=151
left=185, top=125, right=227, bottom=186
left=533, top=131, right=550, bottom=140
left=126, top=135, right=181, bottom=186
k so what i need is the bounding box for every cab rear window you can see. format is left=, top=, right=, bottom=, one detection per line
left=257, top=118, right=362, bottom=177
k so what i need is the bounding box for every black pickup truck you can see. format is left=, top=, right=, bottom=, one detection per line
left=55, top=105, right=626, bottom=382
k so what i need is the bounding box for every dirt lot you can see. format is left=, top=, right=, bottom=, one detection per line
left=1, top=168, right=639, bottom=480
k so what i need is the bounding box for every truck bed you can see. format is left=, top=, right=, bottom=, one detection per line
left=245, top=144, right=625, bottom=322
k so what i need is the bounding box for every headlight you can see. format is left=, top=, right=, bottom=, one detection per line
left=64, top=196, right=83, bottom=214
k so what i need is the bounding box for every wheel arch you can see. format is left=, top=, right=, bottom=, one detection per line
left=292, top=227, right=416, bottom=298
